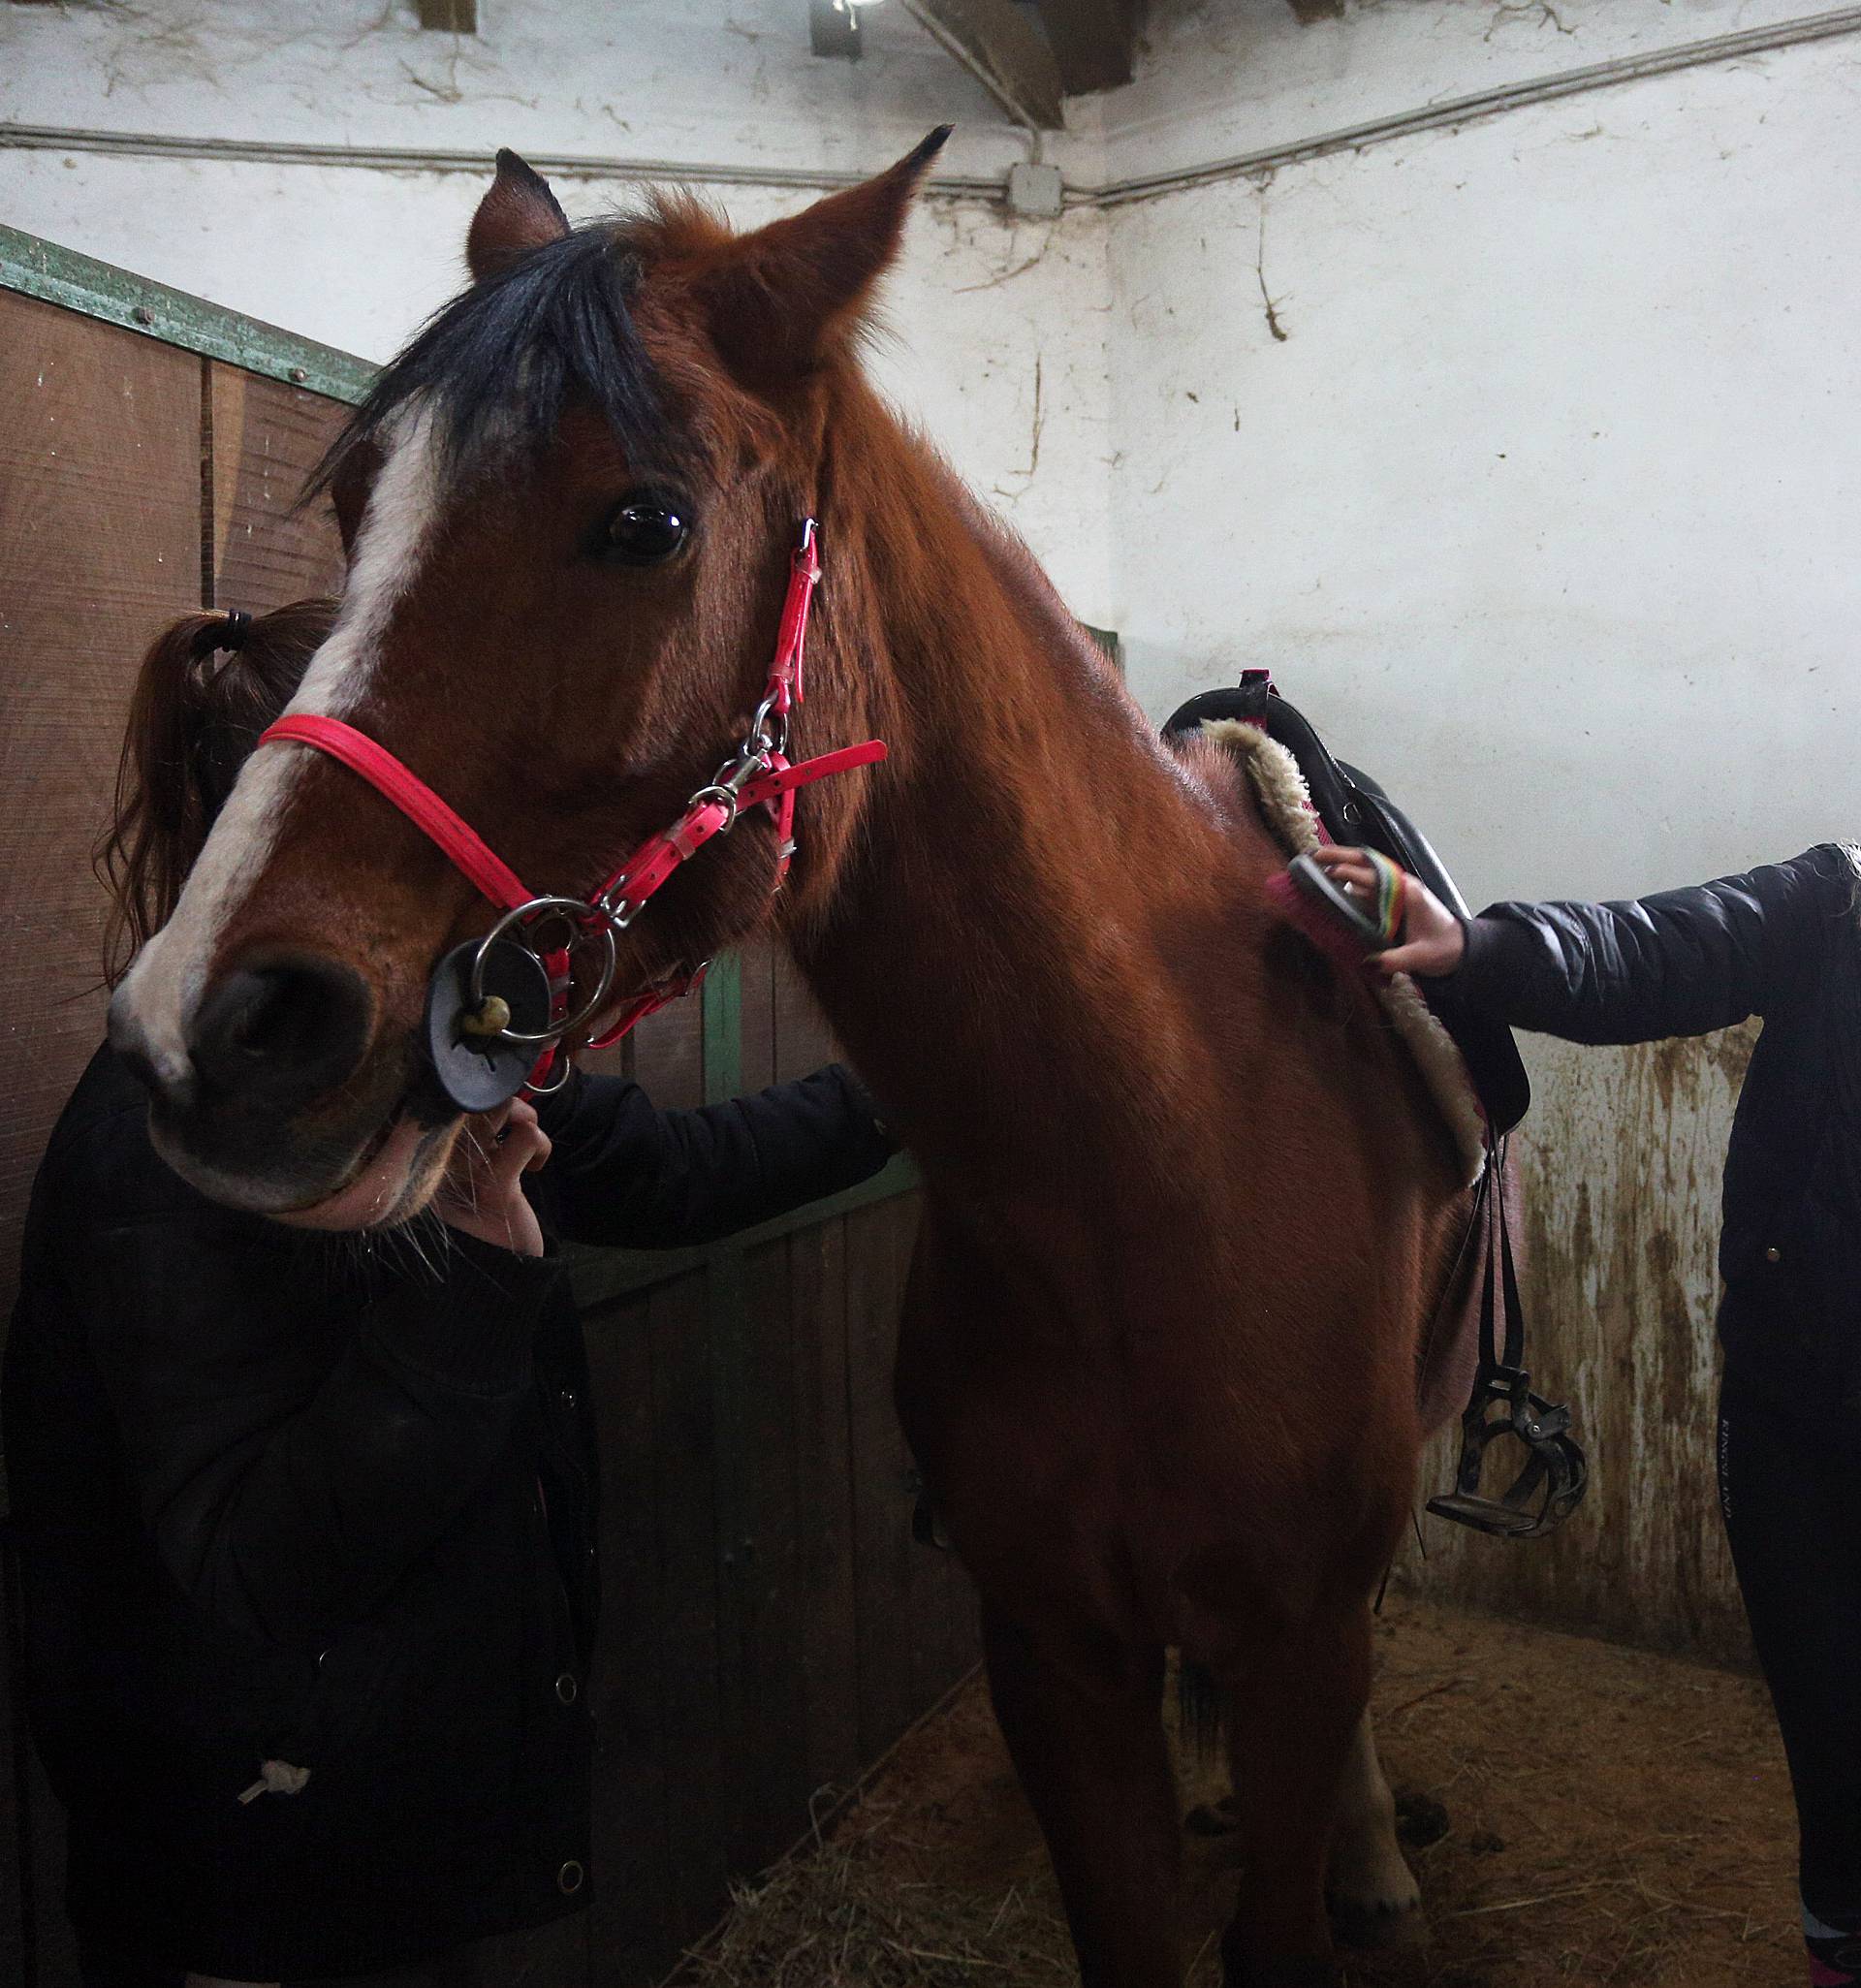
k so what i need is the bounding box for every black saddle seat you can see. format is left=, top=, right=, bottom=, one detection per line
left=1163, top=671, right=1530, bottom=1136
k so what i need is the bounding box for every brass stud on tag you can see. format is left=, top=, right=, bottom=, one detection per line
left=458, top=994, right=513, bottom=1038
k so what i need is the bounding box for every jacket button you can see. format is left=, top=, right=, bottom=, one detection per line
left=555, top=1672, right=579, bottom=1705
left=1765, top=1246, right=1782, bottom=1263
left=559, top=1388, right=578, bottom=1413
left=557, top=1859, right=585, bottom=1895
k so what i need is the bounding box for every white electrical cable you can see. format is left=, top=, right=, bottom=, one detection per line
left=4, top=5, right=1859, bottom=209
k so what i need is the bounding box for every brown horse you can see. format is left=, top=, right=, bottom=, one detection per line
left=110, top=136, right=1473, bottom=1985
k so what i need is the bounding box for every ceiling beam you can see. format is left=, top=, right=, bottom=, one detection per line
left=1032, top=0, right=1137, bottom=96
left=904, top=0, right=1068, bottom=130
left=417, top=0, right=478, bottom=30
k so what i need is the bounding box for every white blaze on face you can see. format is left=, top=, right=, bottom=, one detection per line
left=113, top=407, right=445, bottom=1084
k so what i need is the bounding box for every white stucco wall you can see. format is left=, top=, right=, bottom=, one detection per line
left=1102, top=0, right=1861, bottom=911
left=0, top=0, right=1115, bottom=618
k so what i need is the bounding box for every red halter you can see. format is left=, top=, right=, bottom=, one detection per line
left=258, top=519, right=884, bottom=1099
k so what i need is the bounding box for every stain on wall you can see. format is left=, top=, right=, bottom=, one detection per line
left=1403, top=1024, right=1758, bottom=1667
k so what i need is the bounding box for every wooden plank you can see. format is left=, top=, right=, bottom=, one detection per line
left=0, top=290, right=201, bottom=1356
left=451, top=1914, right=586, bottom=1987
left=910, top=0, right=1067, bottom=129
left=645, top=1270, right=728, bottom=1955
left=844, top=1199, right=920, bottom=1764
left=206, top=365, right=347, bottom=611
left=583, top=1292, right=671, bottom=1988
left=1033, top=0, right=1138, bottom=94
left=565, top=1155, right=922, bottom=1310
left=769, top=946, right=840, bottom=1086
left=788, top=1220, right=863, bottom=1800
left=702, top=1241, right=755, bottom=1884
left=0, top=225, right=374, bottom=405
left=720, top=1237, right=807, bottom=1876
left=737, top=942, right=777, bottom=1094
left=628, top=984, right=705, bottom=1112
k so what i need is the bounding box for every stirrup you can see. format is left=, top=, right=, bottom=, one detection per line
left=1427, top=1361, right=1589, bottom=1539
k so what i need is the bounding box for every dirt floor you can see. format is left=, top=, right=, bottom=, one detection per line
left=687, top=1593, right=1800, bottom=1987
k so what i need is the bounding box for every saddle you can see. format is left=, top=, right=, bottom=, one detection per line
left=1162, top=670, right=1530, bottom=1137
left=1161, top=671, right=1587, bottom=1541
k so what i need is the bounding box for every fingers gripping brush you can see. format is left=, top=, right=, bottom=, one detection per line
left=1265, top=848, right=1408, bottom=970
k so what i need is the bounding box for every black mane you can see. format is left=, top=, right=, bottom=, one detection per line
left=308, top=223, right=667, bottom=498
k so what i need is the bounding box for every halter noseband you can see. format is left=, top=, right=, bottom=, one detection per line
left=257, top=519, right=885, bottom=1112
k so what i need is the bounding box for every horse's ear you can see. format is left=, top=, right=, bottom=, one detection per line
left=467, top=149, right=570, bottom=283
left=705, top=125, right=950, bottom=386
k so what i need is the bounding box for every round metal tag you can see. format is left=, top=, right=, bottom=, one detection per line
left=425, top=939, right=553, bottom=1113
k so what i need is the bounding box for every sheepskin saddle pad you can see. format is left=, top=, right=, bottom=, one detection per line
left=1162, top=675, right=1529, bottom=1187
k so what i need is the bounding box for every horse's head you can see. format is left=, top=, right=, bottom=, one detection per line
left=109, top=133, right=946, bottom=1217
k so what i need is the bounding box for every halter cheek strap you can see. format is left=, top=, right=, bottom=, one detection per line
left=257, top=519, right=884, bottom=1099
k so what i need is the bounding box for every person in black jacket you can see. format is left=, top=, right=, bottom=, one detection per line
left=4, top=603, right=896, bottom=1988
left=1313, top=838, right=1861, bottom=1988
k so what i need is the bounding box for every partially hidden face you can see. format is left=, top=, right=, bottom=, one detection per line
left=108, top=133, right=947, bottom=1220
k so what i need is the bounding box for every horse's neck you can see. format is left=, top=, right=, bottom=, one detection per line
left=798, top=445, right=1271, bottom=1183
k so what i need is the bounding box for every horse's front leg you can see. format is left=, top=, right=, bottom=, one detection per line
left=1218, top=1599, right=1374, bottom=1988
left=1325, top=1702, right=1427, bottom=1948
left=981, top=1601, right=1183, bottom=1988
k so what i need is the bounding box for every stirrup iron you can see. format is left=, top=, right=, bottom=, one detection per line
left=1427, top=1359, right=1588, bottom=1539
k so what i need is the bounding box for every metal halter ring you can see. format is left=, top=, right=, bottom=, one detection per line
left=748, top=697, right=789, bottom=759
left=521, top=1045, right=577, bottom=1097
left=468, top=895, right=620, bottom=1047
left=685, top=785, right=744, bottom=835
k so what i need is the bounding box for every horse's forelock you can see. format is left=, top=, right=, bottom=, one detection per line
left=307, top=223, right=675, bottom=510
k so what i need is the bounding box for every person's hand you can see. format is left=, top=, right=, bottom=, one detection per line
left=432, top=1100, right=552, bottom=1257
left=1309, top=845, right=1466, bottom=978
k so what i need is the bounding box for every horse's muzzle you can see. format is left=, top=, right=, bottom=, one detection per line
left=109, top=952, right=418, bottom=1215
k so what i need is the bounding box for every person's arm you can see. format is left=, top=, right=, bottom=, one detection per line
left=72, top=1191, right=557, bottom=1654
left=1315, top=842, right=1853, bottom=1045
left=536, top=1062, right=896, bottom=1249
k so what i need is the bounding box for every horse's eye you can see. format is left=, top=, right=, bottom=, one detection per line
left=605, top=496, right=689, bottom=565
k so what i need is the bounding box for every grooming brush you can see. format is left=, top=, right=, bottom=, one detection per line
left=1264, top=849, right=1407, bottom=969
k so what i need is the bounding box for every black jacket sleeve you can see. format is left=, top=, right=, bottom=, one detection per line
left=1448, top=844, right=1856, bottom=1045
left=534, top=1061, right=896, bottom=1249
left=69, top=1183, right=557, bottom=1654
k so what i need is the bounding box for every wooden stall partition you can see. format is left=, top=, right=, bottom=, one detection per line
left=0, top=231, right=360, bottom=1988
left=573, top=951, right=957, bottom=1985
left=0, top=232, right=969, bottom=1986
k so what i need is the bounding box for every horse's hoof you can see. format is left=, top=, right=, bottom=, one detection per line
left=1327, top=1890, right=1431, bottom=1952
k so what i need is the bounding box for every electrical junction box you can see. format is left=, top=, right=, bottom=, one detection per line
left=1006, top=161, right=1063, bottom=219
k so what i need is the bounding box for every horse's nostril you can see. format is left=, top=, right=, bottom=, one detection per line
left=189, top=959, right=372, bottom=1105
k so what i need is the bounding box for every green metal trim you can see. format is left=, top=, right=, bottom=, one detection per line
left=701, top=953, right=743, bottom=1107
left=0, top=223, right=376, bottom=404
left=567, top=1152, right=920, bottom=1310
left=572, top=945, right=919, bottom=1310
